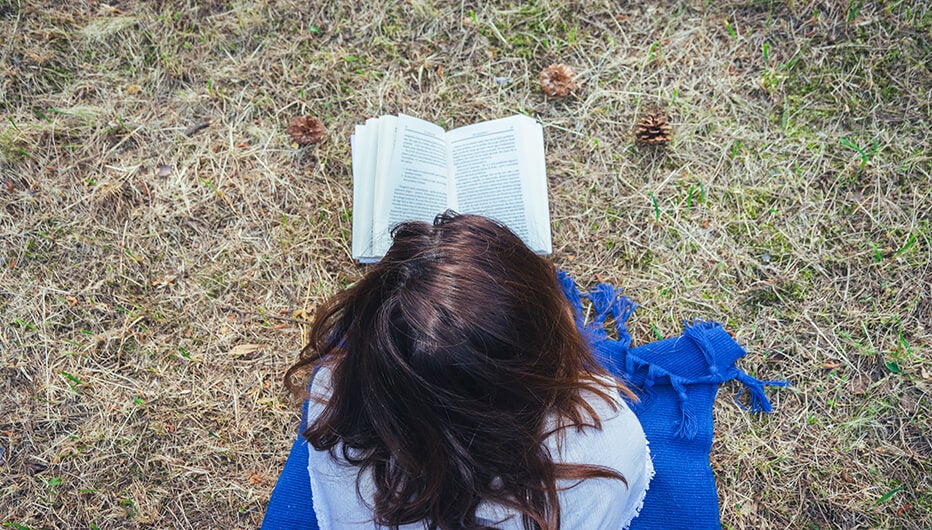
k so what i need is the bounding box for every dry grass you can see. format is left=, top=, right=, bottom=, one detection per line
left=1, top=0, right=929, bottom=528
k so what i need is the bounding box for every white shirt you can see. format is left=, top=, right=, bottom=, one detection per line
left=306, top=366, right=652, bottom=529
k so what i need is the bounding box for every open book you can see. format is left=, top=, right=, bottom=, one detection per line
left=351, top=114, right=552, bottom=262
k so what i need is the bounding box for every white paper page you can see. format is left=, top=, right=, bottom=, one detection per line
left=446, top=115, right=551, bottom=253
left=372, top=116, right=398, bottom=219
left=350, top=116, right=394, bottom=261
left=371, top=114, right=450, bottom=256
left=351, top=122, right=373, bottom=259
left=351, top=126, right=361, bottom=257
left=368, top=116, right=398, bottom=257
left=518, top=117, right=552, bottom=253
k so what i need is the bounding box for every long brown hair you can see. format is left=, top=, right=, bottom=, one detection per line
left=285, top=213, right=634, bottom=530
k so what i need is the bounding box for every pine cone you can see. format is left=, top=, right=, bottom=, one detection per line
left=539, top=63, right=577, bottom=98
left=288, top=115, right=326, bottom=146
left=634, top=107, right=673, bottom=145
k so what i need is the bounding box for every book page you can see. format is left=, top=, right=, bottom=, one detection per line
left=446, top=115, right=551, bottom=253
left=517, top=117, right=552, bottom=253
left=351, top=119, right=379, bottom=260
left=371, top=114, right=450, bottom=256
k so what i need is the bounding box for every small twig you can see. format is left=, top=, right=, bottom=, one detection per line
left=184, top=121, right=210, bottom=137
left=219, top=305, right=310, bottom=325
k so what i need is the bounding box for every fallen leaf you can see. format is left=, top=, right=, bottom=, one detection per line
left=230, top=343, right=264, bottom=358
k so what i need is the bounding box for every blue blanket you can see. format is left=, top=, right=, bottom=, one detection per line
left=261, top=272, right=787, bottom=529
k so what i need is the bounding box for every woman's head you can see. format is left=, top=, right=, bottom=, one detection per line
left=287, top=212, right=626, bottom=530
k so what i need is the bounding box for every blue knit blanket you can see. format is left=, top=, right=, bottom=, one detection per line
left=261, top=272, right=787, bottom=529
left=556, top=271, right=788, bottom=529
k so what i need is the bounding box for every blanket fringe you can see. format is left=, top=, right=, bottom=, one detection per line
left=584, top=282, right=637, bottom=350
left=556, top=270, right=789, bottom=429
left=557, top=270, right=585, bottom=328
left=734, top=371, right=791, bottom=413
left=631, top=363, right=662, bottom=411
left=671, top=379, right=698, bottom=440
left=683, top=319, right=722, bottom=378
left=611, top=294, right=637, bottom=350
left=586, top=282, right=617, bottom=323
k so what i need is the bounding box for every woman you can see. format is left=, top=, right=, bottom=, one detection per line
left=285, top=213, right=652, bottom=530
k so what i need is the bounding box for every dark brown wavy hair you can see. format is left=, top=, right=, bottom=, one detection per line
left=285, top=212, right=634, bottom=530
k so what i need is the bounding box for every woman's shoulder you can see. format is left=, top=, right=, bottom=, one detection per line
left=546, top=375, right=654, bottom=528
left=549, top=375, right=647, bottom=463
left=308, top=364, right=334, bottom=397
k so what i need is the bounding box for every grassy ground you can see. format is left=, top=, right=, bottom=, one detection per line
left=1, top=0, right=929, bottom=528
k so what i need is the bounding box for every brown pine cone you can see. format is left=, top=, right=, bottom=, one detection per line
left=288, top=115, right=326, bottom=146
left=634, top=107, right=673, bottom=145
left=539, top=63, right=577, bottom=98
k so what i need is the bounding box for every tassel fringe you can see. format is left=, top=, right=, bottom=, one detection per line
left=582, top=281, right=637, bottom=350
left=556, top=270, right=789, bottom=433
left=586, top=282, right=617, bottom=322
left=734, top=371, right=791, bottom=413
left=683, top=320, right=722, bottom=377
left=557, top=269, right=585, bottom=328
left=671, top=380, right=698, bottom=440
